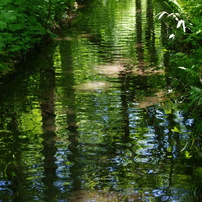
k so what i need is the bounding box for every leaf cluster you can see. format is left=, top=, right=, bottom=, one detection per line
left=159, top=0, right=202, bottom=114
left=189, top=86, right=202, bottom=107
left=0, top=0, right=72, bottom=72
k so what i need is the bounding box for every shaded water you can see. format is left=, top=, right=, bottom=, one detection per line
left=0, top=0, right=201, bottom=201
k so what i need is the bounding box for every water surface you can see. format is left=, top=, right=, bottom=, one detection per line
left=0, top=0, right=200, bottom=201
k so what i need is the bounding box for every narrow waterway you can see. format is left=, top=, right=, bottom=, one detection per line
left=0, top=0, right=201, bottom=201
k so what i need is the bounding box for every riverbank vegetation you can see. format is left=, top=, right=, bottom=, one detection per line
left=0, top=0, right=77, bottom=73
left=159, top=0, right=202, bottom=151
left=159, top=0, right=202, bottom=114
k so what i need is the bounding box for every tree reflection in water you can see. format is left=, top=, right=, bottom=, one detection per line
left=0, top=0, right=200, bottom=201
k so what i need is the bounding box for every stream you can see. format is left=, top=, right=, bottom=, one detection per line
left=0, top=0, right=201, bottom=201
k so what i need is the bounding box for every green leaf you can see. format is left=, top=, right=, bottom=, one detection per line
left=8, top=23, right=24, bottom=31
left=0, top=11, right=16, bottom=22
left=0, top=0, right=12, bottom=6
left=0, top=41, right=5, bottom=49
left=185, top=150, right=192, bottom=158
left=189, top=86, right=202, bottom=106
left=165, top=109, right=172, bottom=114
left=171, top=126, right=182, bottom=133
left=0, top=21, right=7, bottom=29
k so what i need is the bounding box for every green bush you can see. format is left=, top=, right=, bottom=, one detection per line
left=160, top=0, right=202, bottom=112
left=0, top=0, right=71, bottom=72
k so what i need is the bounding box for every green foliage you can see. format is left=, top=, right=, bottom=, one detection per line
left=159, top=0, right=202, bottom=115
left=189, top=86, right=202, bottom=107
left=0, top=0, right=71, bottom=72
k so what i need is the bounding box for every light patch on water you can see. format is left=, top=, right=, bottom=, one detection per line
left=132, top=66, right=165, bottom=76
left=68, top=189, right=143, bottom=202
left=75, top=81, right=112, bottom=92
left=135, top=90, right=168, bottom=109
left=94, top=63, right=126, bottom=77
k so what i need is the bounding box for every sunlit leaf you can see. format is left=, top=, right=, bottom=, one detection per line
left=157, top=11, right=168, bottom=19
left=177, top=20, right=183, bottom=28
left=177, top=20, right=186, bottom=32
left=167, top=13, right=179, bottom=21
left=185, top=150, right=192, bottom=158
left=165, top=109, right=172, bottom=114
left=169, top=34, right=175, bottom=39
left=178, top=66, right=186, bottom=70
left=171, top=126, right=182, bottom=133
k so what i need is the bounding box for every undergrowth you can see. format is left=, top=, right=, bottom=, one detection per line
left=158, top=0, right=202, bottom=116
left=0, top=0, right=74, bottom=73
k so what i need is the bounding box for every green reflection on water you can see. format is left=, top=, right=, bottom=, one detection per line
left=0, top=0, right=201, bottom=201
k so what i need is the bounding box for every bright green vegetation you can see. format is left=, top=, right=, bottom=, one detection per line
left=0, top=0, right=74, bottom=72
left=159, top=0, right=202, bottom=119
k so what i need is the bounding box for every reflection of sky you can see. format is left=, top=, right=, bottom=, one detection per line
left=127, top=106, right=194, bottom=162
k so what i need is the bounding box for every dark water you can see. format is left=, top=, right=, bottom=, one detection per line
left=0, top=0, right=201, bottom=201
